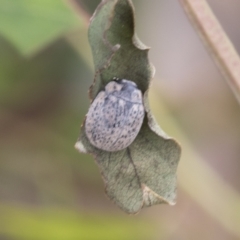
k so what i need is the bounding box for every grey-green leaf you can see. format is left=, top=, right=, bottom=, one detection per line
left=75, top=0, right=181, bottom=214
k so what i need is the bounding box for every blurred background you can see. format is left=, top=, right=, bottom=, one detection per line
left=0, top=0, right=240, bottom=239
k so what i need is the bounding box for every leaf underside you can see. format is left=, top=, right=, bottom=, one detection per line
left=75, top=0, right=181, bottom=214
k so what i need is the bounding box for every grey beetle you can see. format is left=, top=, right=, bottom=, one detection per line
left=85, top=78, right=145, bottom=152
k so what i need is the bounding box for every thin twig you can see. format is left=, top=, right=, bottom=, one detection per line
left=179, top=0, right=240, bottom=104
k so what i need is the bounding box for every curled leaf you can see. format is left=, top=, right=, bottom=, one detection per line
left=75, top=0, right=181, bottom=214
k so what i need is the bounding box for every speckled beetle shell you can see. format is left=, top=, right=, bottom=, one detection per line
left=85, top=78, right=145, bottom=152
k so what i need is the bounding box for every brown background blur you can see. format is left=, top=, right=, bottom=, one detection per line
left=0, top=0, right=240, bottom=239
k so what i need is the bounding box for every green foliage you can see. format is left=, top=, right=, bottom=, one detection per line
left=76, top=0, right=181, bottom=213
left=0, top=205, right=155, bottom=240
left=0, top=0, right=83, bottom=55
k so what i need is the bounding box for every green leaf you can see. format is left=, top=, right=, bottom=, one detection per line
left=0, top=0, right=83, bottom=56
left=75, top=0, right=181, bottom=213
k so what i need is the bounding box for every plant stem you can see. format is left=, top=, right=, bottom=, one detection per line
left=179, top=0, right=240, bottom=105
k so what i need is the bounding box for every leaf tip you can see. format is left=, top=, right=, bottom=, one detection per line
left=142, top=185, right=169, bottom=207
left=75, top=140, right=87, bottom=153
left=169, top=201, right=176, bottom=206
